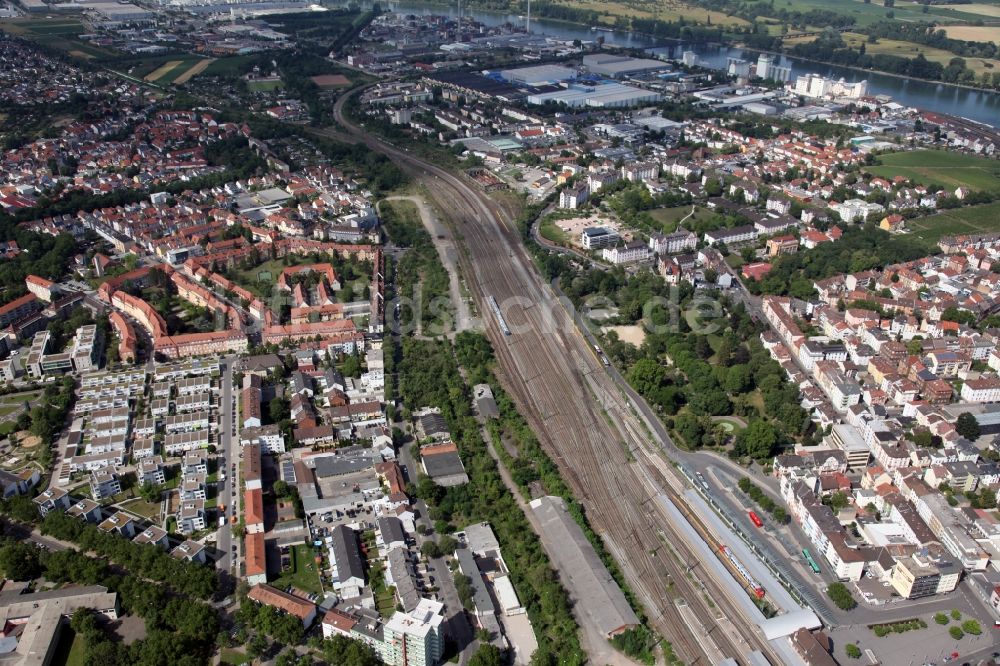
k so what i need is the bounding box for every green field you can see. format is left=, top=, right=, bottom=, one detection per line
left=539, top=218, right=571, bottom=245
left=867, top=150, right=1000, bottom=192
left=248, top=79, right=284, bottom=91
left=271, top=544, right=323, bottom=595
left=220, top=649, right=250, bottom=666
left=50, top=627, right=86, bottom=666
left=0, top=18, right=115, bottom=60
left=119, top=497, right=162, bottom=520
left=649, top=205, right=722, bottom=233
left=907, top=201, right=1000, bottom=242
left=778, top=0, right=989, bottom=26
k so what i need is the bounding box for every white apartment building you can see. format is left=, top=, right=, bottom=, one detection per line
left=602, top=242, right=652, bottom=265
left=378, top=599, right=445, bottom=666
left=649, top=230, right=697, bottom=255
left=960, top=376, right=1000, bottom=404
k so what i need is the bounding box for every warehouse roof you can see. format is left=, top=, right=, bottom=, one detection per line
left=529, top=496, right=639, bottom=637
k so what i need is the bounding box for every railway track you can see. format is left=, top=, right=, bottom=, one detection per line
left=322, top=91, right=782, bottom=664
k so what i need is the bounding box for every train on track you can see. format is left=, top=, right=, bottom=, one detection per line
left=719, top=544, right=765, bottom=600
left=488, top=295, right=510, bottom=336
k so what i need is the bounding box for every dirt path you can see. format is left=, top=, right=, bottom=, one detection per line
left=381, top=195, right=475, bottom=335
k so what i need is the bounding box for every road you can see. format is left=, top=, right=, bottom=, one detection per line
left=328, top=91, right=779, bottom=664
left=215, top=356, right=240, bottom=574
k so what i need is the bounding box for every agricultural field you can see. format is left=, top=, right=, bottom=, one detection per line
left=173, top=58, right=214, bottom=84
left=940, top=2, right=1000, bottom=18
left=905, top=202, right=1000, bottom=243
left=866, top=150, right=1000, bottom=192
left=840, top=32, right=1000, bottom=76
left=780, top=0, right=990, bottom=25
left=942, top=25, right=1000, bottom=43
left=559, top=0, right=750, bottom=26
left=0, top=18, right=113, bottom=59
left=144, top=60, right=184, bottom=82
left=310, top=74, right=350, bottom=88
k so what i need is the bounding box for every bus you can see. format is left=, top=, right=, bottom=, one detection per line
left=748, top=511, right=763, bottom=528
left=803, top=548, right=821, bottom=574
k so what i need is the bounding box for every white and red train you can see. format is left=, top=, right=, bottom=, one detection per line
left=719, top=544, right=765, bottom=600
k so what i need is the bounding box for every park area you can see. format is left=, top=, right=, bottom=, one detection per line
left=867, top=150, right=1000, bottom=192
left=905, top=201, right=1000, bottom=243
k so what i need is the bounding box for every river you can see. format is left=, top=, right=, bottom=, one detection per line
left=363, top=0, right=1000, bottom=128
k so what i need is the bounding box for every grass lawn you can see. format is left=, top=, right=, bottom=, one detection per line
left=248, top=79, right=284, bottom=91
left=838, top=32, right=1000, bottom=77
left=539, top=218, right=570, bottom=245
left=50, top=626, right=86, bottom=666
left=906, top=202, right=1000, bottom=243
left=227, top=258, right=290, bottom=299
left=780, top=0, right=986, bottom=26
left=272, top=544, right=323, bottom=595
left=119, top=498, right=161, bottom=520
left=0, top=390, right=42, bottom=405
left=648, top=205, right=717, bottom=233
left=0, top=405, right=20, bottom=418
left=565, top=0, right=749, bottom=26
left=866, top=150, right=1000, bottom=192
left=220, top=649, right=250, bottom=666
left=203, top=55, right=259, bottom=77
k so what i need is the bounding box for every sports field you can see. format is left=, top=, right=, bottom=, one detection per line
left=866, top=150, right=1000, bottom=192
left=906, top=202, right=1000, bottom=243
left=248, top=79, right=284, bottom=91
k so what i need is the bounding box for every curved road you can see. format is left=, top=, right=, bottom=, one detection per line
left=326, top=90, right=782, bottom=665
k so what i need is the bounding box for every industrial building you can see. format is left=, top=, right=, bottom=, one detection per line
left=582, top=53, right=667, bottom=78
left=529, top=495, right=639, bottom=637
left=498, top=64, right=576, bottom=86
left=526, top=82, right=660, bottom=108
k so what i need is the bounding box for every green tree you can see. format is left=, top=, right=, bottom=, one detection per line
left=0, top=542, right=41, bottom=581
left=934, top=612, right=949, bottom=625
left=948, top=626, right=964, bottom=640
left=734, top=420, right=779, bottom=459
left=956, top=412, right=980, bottom=440
left=468, top=644, right=504, bottom=666
left=960, top=619, right=981, bottom=635
left=845, top=644, right=862, bottom=659
left=826, top=582, right=856, bottom=610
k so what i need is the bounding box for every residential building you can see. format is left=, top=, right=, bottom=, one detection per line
left=649, top=230, right=697, bottom=255
left=247, top=584, right=317, bottom=628
left=581, top=226, right=620, bottom=250
left=961, top=376, right=1000, bottom=404
left=90, top=469, right=121, bottom=500
left=33, top=486, right=71, bottom=516
left=379, top=598, right=445, bottom=666
left=602, top=241, right=652, bottom=265
left=559, top=182, right=589, bottom=210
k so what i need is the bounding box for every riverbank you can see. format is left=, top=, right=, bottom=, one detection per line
left=363, top=0, right=1000, bottom=125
